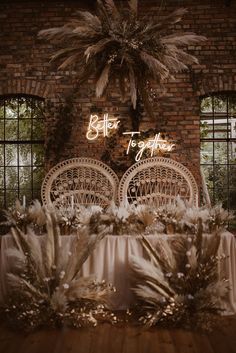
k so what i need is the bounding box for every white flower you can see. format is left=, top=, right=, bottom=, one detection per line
left=177, top=272, right=184, bottom=278
left=59, top=271, right=65, bottom=279
left=166, top=272, right=172, bottom=278
left=187, top=294, right=194, bottom=300
left=62, top=283, right=69, bottom=289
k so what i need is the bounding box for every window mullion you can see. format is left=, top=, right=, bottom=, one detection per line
left=17, top=97, right=20, bottom=202
left=3, top=100, right=6, bottom=208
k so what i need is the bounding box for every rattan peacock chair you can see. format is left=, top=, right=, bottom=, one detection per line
left=41, top=158, right=119, bottom=209
left=118, top=157, right=198, bottom=207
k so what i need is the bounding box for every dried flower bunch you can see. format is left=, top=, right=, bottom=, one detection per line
left=38, top=0, right=206, bottom=117
left=1, top=198, right=233, bottom=237
left=0, top=200, right=47, bottom=235
left=83, top=203, right=156, bottom=235
left=130, top=230, right=229, bottom=331
left=152, top=197, right=234, bottom=235
left=0, top=210, right=116, bottom=331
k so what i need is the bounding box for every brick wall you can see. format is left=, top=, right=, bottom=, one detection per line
left=0, top=0, right=236, bottom=186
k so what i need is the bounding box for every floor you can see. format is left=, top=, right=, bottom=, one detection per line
left=0, top=317, right=236, bottom=353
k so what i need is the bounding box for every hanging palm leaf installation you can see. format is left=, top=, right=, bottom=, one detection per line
left=38, top=0, right=206, bottom=120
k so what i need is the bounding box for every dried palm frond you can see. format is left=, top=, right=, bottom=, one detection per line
left=130, top=233, right=228, bottom=331
left=38, top=1, right=206, bottom=118
left=1, top=209, right=115, bottom=331
left=28, top=200, right=46, bottom=227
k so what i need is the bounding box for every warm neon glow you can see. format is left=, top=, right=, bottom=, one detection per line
left=86, top=113, right=120, bottom=140
left=123, top=132, right=175, bottom=162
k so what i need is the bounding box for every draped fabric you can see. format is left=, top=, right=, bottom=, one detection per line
left=0, top=232, right=236, bottom=312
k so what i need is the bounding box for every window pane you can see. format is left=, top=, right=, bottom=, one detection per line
left=214, top=141, right=228, bottom=164
left=214, top=165, right=227, bottom=189
left=5, top=190, right=18, bottom=208
left=32, top=119, right=43, bottom=139
left=19, top=119, right=32, bottom=140
left=19, top=190, right=32, bottom=206
left=5, top=99, right=18, bottom=119
left=229, top=190, right=236, bottom=210
left=213, top=96, right=227, bottom=113
left=19, top=144, right=31, bottom=166
left=19, top=166, right=31, bottom=189
left=229, top=141, right=236, bottom=162
left=200, top=120, right=213, bottom=139
left=229, top=166, right=236, bottom=188
left=0, top=145, right=4, bottom=165
left=32, top=100, right=44, bottom=118
left=214, top=122, right=229, bottom=139
left=207, top=188, right=214, bottom=202
left=5, top=120, right=18, bottom=140
left=0, top=104, right=4, bottom=119
left=200, top=142, right=213, bottom=164
left=0, top=167, right=4, bottom=188
left=5, top=167, right=18, bottom=189
left=201, top=165, right=214, bottom=190
left=0, top=120, right=4, bottom=140
left=5, top=145, right=17, bottom=166
left=33, top=167, right=44, bottom=201
left=18, top=97, right=31, bottom=119
left=229, top=97, right=236, bottom=115
left=214, top=187, right=227, bottom=207
left=0, top=192, right=4, bottom=208
left=32, top=144, right=44, bottom=165
left=200, top=97, right=213, bottom=113
left=33, top=167, right=44, bottom=190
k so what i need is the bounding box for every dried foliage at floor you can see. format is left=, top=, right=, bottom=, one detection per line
left=130, top=230, right=229, bottom=331
left=0, top=210, right=116, bottom=331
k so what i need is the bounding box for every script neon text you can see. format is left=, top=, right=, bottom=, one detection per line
left=123, top=132, right=175, bottom=162
left=86, top=114, right=120, bottom=140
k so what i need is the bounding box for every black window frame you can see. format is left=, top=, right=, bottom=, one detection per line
left=200, top=92, right=236, bottom=229
left=0, top=94, right=45, bottom=208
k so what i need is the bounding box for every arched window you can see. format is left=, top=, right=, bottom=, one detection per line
left=0, top=95, right=44, bottom=208
left=200, top=93, right=236, bottom=230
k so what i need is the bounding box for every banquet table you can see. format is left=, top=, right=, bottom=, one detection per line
left=0, top=232, right=236, bottom=313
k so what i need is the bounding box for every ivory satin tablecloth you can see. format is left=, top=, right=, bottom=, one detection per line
left=0, top=232, right=236, bottom=313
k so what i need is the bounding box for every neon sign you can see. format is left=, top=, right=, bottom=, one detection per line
left=86, top=113, right=120, bottom=140
left=123, top=132, right=175, bottom=162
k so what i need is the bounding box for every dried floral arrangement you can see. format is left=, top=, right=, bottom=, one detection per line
left=1, top=200, right=47, bottom=235
left=1, top=197, right=233, bottom=237
left=38, top=0, right=206, bottom=118
left=130, top=230, right=229, bottom=331
left=0, top=199, right=233, bottom=332
left=152, top=197, right=234, bottom=235
left=0, top=210, right=116, bottom=331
